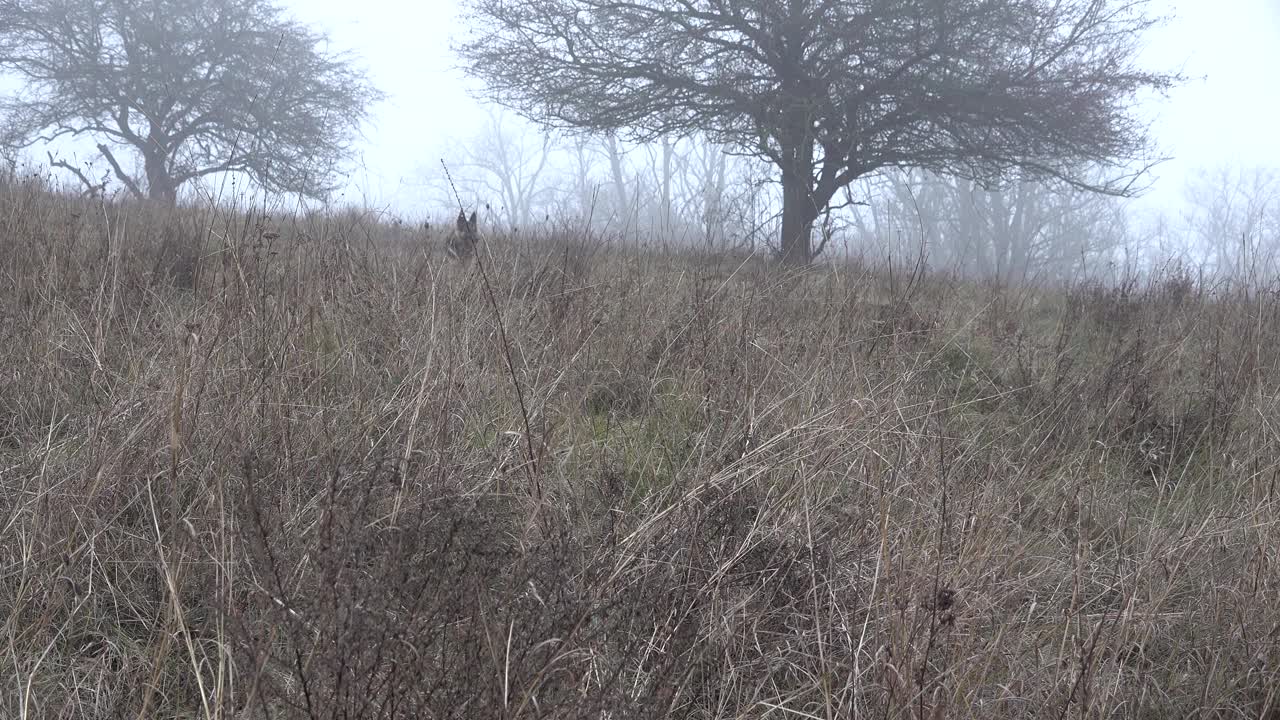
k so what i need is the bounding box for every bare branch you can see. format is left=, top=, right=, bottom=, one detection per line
left=96, top=143, right=144, bottom=199
left=46, top=151, right=103, bottom=197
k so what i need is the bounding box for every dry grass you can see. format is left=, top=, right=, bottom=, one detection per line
left=2, top=172, right=1279, bottom=719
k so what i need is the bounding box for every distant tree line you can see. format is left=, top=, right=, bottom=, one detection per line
left=438, top=107, right=1280, bottom=284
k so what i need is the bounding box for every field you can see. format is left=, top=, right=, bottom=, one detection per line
left=3, top=175, right=1279, bottom=719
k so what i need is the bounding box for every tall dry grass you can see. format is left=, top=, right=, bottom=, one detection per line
left=2, top=173, right=1279, bottom=719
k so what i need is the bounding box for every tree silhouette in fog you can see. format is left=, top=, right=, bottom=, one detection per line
left=0, top=0, right=383, bottom=204
left=460, top=0, right=1181, bottom=264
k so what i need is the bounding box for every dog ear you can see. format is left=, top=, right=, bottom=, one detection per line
left=468, top=211, right=477, bottom=231
left=456, top=210, right=468, bottom=231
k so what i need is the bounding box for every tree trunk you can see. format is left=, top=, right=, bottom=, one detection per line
left=990, top=189, right=1012, bottom=282
left=779, top=172, right=817, bottom=265
left=660, top=137, right=672, bottom=235
left=606, top=135, right=629, bottom=219
left=145, top=125, right=177, bottom=205
left=704, top=147, right=727, bottom=249
left=776, top=106, right=820, bottom=264
left=145, top=151, right=177, bottom=205
left=957, top=180, right=992, bottom=278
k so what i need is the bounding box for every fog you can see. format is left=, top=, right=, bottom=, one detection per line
left=278, top=0, right=1280, bottom=219
left=272, top=0, right=487, bottom=213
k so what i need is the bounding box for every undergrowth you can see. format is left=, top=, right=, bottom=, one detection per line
left=2, top=174, right=1278, bottom=719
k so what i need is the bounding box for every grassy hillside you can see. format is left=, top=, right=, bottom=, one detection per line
left=3, top=175, right=1279, bottom=719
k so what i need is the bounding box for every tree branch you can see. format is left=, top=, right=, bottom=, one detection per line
left=96, top=144, right=144, bottom=199
left=46, top=151, right=105, bottom=197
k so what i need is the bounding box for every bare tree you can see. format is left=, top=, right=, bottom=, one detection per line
left=459, top=0, right=1180, bottom=264
left=940, top=174, right=1123, bottom=282
left=672, top=134, right=732, bottom=248
left=1182, top=165, right=1280, bottom=281
left=0, top=0, right=383, bottom=204
left=603, top=135, right=635, bottom=225
left=645, top=136, right=677, bottom=235
left=849, top=169, right=1128, bottom=282
left=449, top=109, right=558, bottom=230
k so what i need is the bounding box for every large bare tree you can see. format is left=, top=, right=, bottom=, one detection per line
left=459, top=0, right=1180, bottom=263
left=0, top=0, right=383, bottom=203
